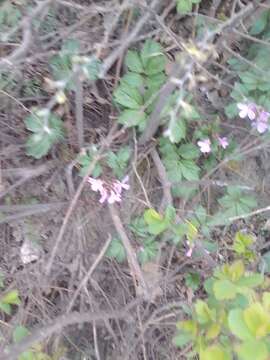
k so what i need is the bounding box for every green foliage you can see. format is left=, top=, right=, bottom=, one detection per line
left=226, top=11, right=270, bottom=116
left=174, top=259, right=269, bottom=359
left=185, top=272, right=200, bottom=291
left=77, top=147, right=102, bottom=178
left=233, top=232, right=255, bottom=261
left=106, top=238, right=126, bottom=263
left=106, top=146, right=130, bottom=179
left=114, top=40, right=166, bottom=130
left=24, top=109, right=64, bottom=159
left=50, top=39, right=101, bottom=89
left=0, top=2, right=21, bottom=37
left=176, top=0, right=201, bottom=14
left=218, top=186, right=257, bottom=218
left=0, top=289, right=20, bottom=315
left=12, top=325, right=54, bottom=360
left=159, top=138, right=200, bottom=190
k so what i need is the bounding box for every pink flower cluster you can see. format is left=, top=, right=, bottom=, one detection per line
left=197, top=136, right=228, bottom=154
left=87, top=175, right=129, bottom=204
left=237, top=102, right=270, bottom=134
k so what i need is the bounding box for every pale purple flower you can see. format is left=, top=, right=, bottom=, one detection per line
left=218, top=136, right=229, bottom=149
left=255, top=110, right=270, bottom=134
left=197, top=139, right=211, bottom=153
left=88, top=175, right=129, bottom=204
left=237, top=102, right=256, bottom=120
left=87, top=177, right=104, bottom=192
left=108, top=190, right=121, bottom=204
left=185, top=241, right=194, bottom=258
left=99, top=188, right=108, bottom=203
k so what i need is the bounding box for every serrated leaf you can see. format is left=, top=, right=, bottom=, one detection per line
left=118, top=109, right=146, bottom=128
left=144, top=209, right=168, bottom=235
left=140, top=40, right=165, bottom=75
left=179, top=143, right=199, bottom=159
left=237, top=274, right=263, bottom=288
left=177, top=0, right=192, bottom=13
left=0, top=302, right=11, bottom=314
left=243, top=303, right=270, bottom=338
left=172, top=333, right=192, bottom=348
left=201, top=344, right=230, bottom=360
left=228, top=309, right=253, bottom=341
left=137, top=240, right=158, bottom=264
left=213, top=279, right=237, bottom=300
left=195, top=300, right=213, bottom=324
left=106, top=238, right=126, bottom=263
left=13, top=325, right=30, bottom=343
left=250, top=11, right=268, bottom=35
left=82, top=57, right=101, bottom=80
left=236, top=339, right=268, bottom=360
left=1, top=290, right=20, bottom=305
left=180, top=159, right=200, bottom=180
left=125, top=50, right=144, bottom=73
left=167, top=118, right=186, bottom=143
left=114, top=83, right=143, bottom=109
left=121, top=72, right=144, bottom=88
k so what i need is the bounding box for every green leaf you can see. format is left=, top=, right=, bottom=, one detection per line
left=18, top=351, right=35, bottom=360
left=250, top=11, right=269, bottom=36
left=125, top=50, right=144, bottom=73
left=140, top=40, right=165, bottom=75
left=78, top=151, right=102, bottom=178
left=121, top=72, right=144, bottom=88
left=172, top=332, right=192, bottom=347
left=144, top=208, right=168, bottom=235
left=13, top=325, right=30, bottom=343
left=106, top=238, right=126, bottom=263
left=118, top=109, right=147, bottom=128
left=25, top=112, right=64, bottom=159
left=177, top=0, right=193, bottom=14
left=243, top=303, right=270, bottom=338
left=137, top=240, right=158, bottom=264
left=1, top=289, right=20, bottom=305
left=179, top=143, right=199, bottom=160
left=201, top=344, right=230, bottom=360
left=236, top=274, right=263, bottom=288
left=166, top=118, right=186, bottom=143
left=146, top=72, right=166, bottom=91
left=236, top=340, right=269, bottom=360
left=233, top=232, right=254, bottom=255
left=185, top=272, right=200, bottom=291
left=82, top=57, right=101, bottom=80
left=228, top=309, right=253, bottom=341
left=106, top=147, right=130, bottom=178
left=164, top=205, right=176, bottom=223
left=180, top=159, right=200, bottom=180
left=0, top=302, right=11, bottom=314
left=114, top=83, right=143, bottom=109
left=260, top=251, right=270, bottom=273
left=195, top=300, right=214, bottom=324
left=213, top=279, right=237, bottom=300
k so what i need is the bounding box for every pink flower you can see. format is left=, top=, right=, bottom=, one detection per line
left=255, top=110, right=269, bottom=133
left=218, top=136, right=229, bottom=149
left=87, top=176, right=129, bottom=204
left=87, top=177, right=104, bottom=192
left=197, top=139, right=211, bottom=153
left=185, top=241, right=194, bottom=257
left=99, top=188, right=108, bottom=203
left=237, top=102, right=256, bottom=120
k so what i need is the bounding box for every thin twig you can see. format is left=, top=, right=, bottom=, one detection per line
left=66, top=235, right=112, bottom=313
left=75, top=72, right=84, bottom=149
left=108, top=204, right=149, bottom=298
left=0, top=306, right=135, bottom=360
left=150, top=148, right=172, bottom=211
